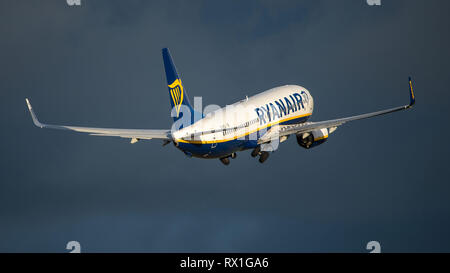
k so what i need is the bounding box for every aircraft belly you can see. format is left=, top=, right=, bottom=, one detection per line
left=177, top=139, right=257, bottom=159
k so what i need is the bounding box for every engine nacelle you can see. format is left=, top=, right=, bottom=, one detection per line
left=296, top=128, right=329, bottom=149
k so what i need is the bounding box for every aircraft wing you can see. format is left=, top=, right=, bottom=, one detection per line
left=259, top=77, right=416, bottom=143
left=25, top=99, right=171, bottom=141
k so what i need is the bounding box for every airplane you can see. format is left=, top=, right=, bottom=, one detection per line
left=25, top=48, right=415, bottom=166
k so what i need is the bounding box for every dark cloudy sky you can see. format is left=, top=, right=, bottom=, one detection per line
left=1, top=0, right=449, bottom=252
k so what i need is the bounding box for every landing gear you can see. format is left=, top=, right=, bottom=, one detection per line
left=251, top=146, right=270, bottom=163
left=219, top=153, right=237, bottom=165
left=220, top=157, right=230, bottom=166
left=251, top=146, right=261, bottom=157
left=259, top=151, right=270, bottom=163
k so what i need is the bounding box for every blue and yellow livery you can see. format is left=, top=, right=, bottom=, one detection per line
left=25, top=48, right=416, bottom=166
left=162, top=48, right=195, bottom=122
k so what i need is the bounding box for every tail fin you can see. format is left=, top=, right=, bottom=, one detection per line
left=162, top=48, right=195, bottom=123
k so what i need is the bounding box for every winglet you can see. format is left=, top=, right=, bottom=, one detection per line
left=25, top=98, right=44, bottom=128
left=408, top=76, right=415, bottom=107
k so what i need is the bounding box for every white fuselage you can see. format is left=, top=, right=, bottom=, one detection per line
left=172, top=85, right=314, bottom=158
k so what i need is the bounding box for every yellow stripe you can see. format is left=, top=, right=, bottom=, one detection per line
left=409, top=81, right=415, bottom=99
left=170, top=90, right=176, bottom=107
left=174, top=88, right=178, bottom=104
left=176, top=113, right=312, bottom=144
left=314, top=135, right=328, bottom=141
left=177, top=87, right=183, bottom=114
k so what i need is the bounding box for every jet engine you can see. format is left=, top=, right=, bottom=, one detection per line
left=296, top=128, right=329, bottom=149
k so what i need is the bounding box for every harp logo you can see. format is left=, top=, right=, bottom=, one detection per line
left=169, top=79, right=184, bottom=117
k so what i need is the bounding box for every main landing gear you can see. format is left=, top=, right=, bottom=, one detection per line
left=251, top=146, right=270, bottom=163
left=219, top=148, right=270, bottom=165
left=251, top=146, right=260, bottom=157
left=259, top=151, right=270, bottom=163
left=220, top=157, right=230, bottom=166
left=219, top=153, right=237, bottom=166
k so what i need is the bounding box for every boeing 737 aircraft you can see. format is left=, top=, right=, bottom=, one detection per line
left=26, top=48, right=415, bottom=165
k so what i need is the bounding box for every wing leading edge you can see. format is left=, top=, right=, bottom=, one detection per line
left=260, top=77, right=416, bottom=143
left=25, top=99, right=171, bottom=141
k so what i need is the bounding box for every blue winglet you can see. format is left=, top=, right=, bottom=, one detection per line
left=408, top=76, right=415, bottom=107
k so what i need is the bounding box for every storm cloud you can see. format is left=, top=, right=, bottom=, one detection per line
left=0, top=0, right=449, bottom=252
